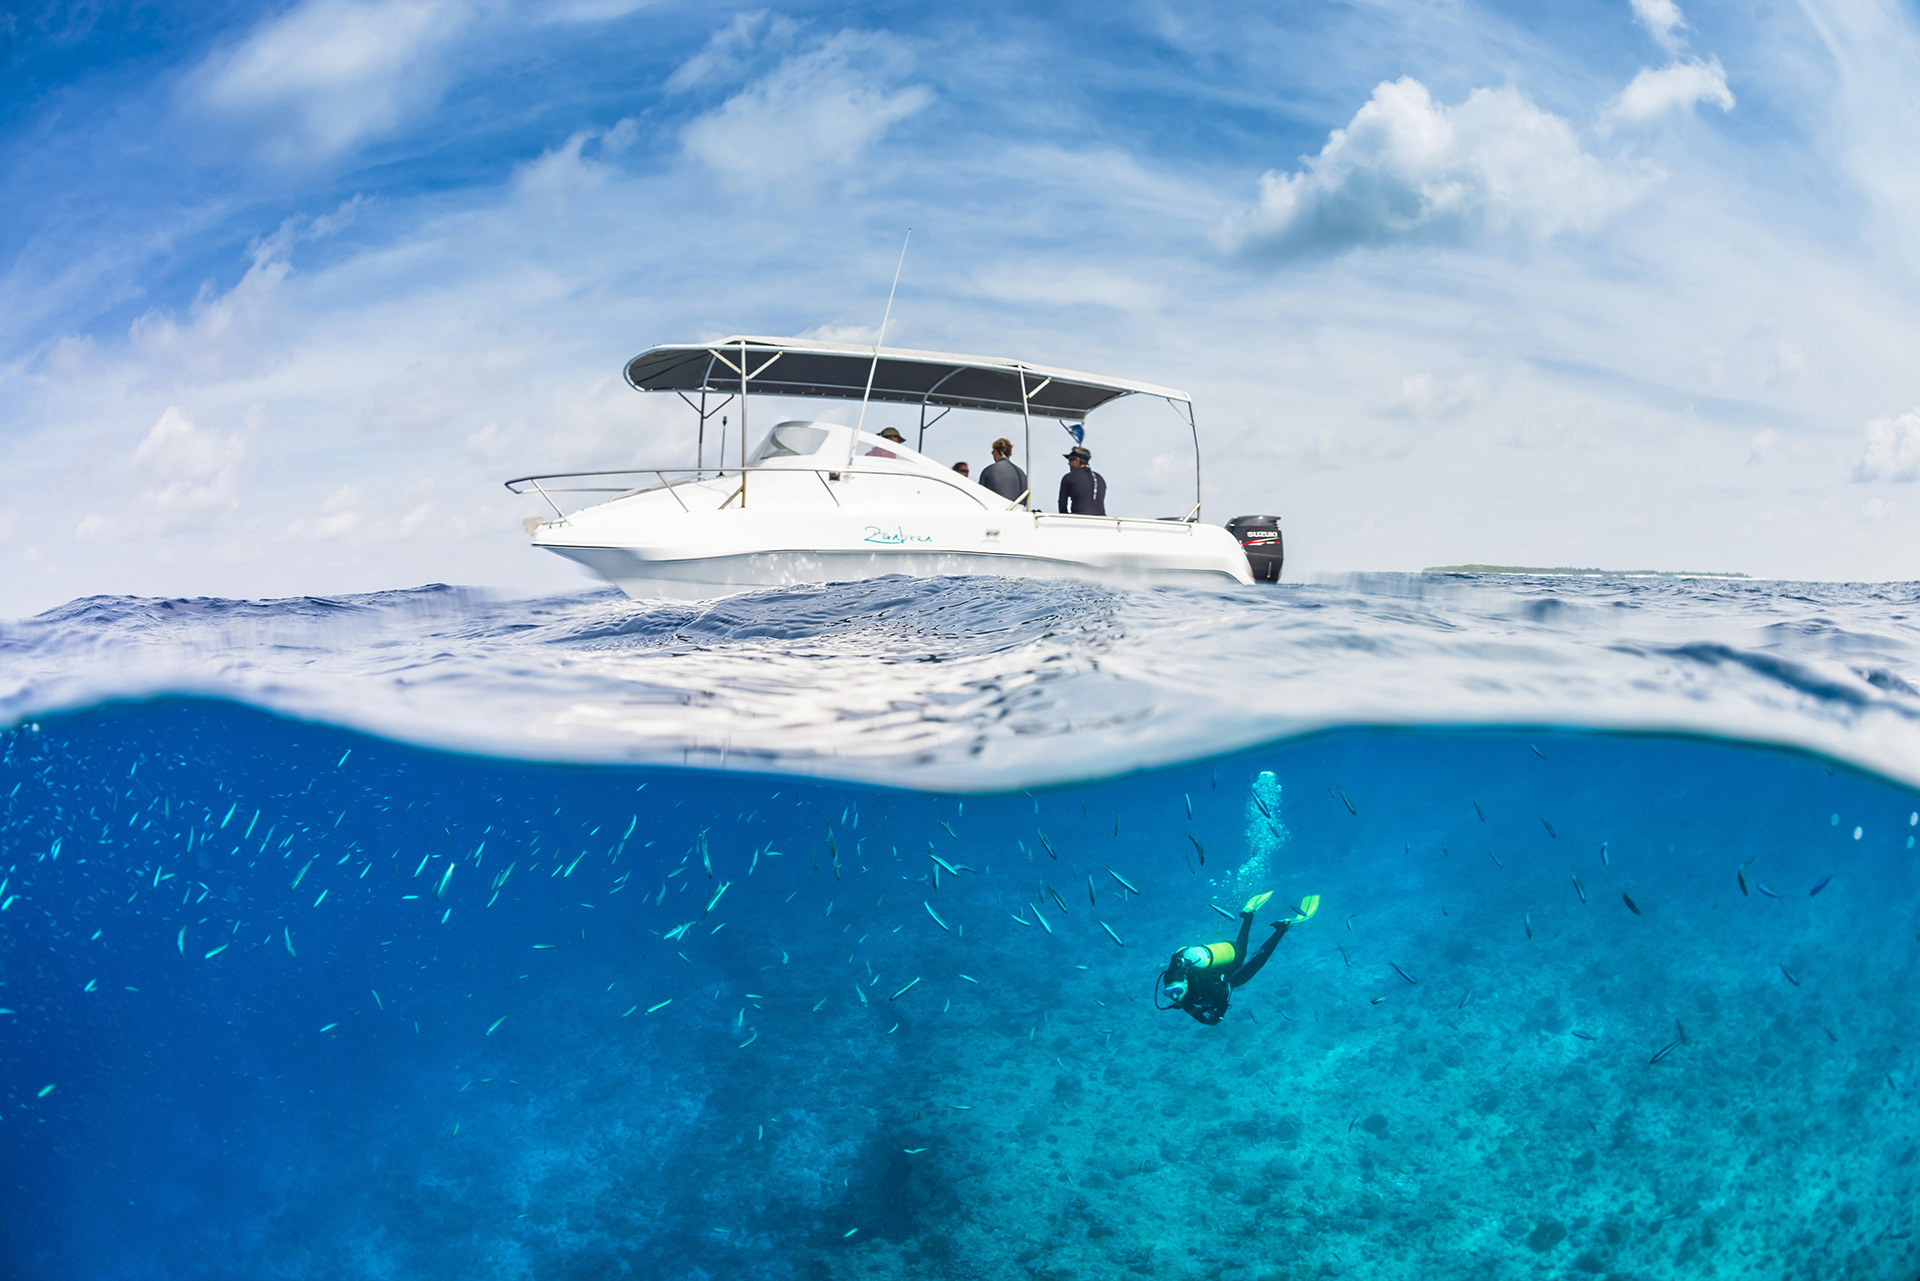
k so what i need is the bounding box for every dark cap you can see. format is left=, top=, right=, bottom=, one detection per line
left=878, top=427, right=905, bottom=443
left=1064, top=445, right=1091, bottom=462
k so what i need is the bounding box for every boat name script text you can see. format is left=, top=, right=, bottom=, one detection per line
left=863, top=526, right=934, bottom=545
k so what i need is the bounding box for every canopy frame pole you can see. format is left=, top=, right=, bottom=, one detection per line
left=675, top=382, right=734, bottom=479
left=915, top=406, right=951, bottom=452
left=739, top=338, right=747, bottom=508
left=1019, top=367, right=1032, bottom=511
left=703, top=354, right=717, bottom=475
left=705, top=345, right=788, bottom=507
left=916, top=366, right=965, bottom=451
left=1165, top=395, right=1201, bottom=521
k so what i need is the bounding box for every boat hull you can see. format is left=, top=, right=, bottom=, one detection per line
left=541, top=541, right=1253, bottom=601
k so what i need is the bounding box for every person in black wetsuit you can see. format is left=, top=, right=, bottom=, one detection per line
left=979, top=437, right=1026, bottom=503
left=1057, top=445, right=1106, bottom=515
left=1157, top=892, right=1319, bottom=1025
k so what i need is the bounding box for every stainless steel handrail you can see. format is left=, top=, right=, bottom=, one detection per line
left=503, top=463, right=1014, bottom=520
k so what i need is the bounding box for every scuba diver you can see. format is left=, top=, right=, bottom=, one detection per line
left=1157, top=891, right=1320, bottom=1025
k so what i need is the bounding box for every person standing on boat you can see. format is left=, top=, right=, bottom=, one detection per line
left=979, top=437, right=1026, bottom=503
left=1058, top=445, right=1106, bottom=515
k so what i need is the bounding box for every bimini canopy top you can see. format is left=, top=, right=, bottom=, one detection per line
left=624, top=336, right=1189, bottom=420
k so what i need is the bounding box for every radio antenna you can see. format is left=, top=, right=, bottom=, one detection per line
left=849, top=229, right=910, bottom=463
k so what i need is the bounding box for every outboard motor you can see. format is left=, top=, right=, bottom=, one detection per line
left=1226, top=515, right=1284, bottom=581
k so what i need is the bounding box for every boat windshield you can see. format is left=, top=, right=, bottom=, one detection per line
left=747, top=422, right=830, bottom=464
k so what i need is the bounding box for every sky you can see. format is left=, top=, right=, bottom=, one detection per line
left=1, top=0, right=1917, bottom=614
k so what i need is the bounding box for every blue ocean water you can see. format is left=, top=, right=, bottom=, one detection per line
left=3, top=575, right=1919, bottom=1279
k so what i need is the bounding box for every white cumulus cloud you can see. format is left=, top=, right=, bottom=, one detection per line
left=680, top=30, right=933, bottom=189
left=77, top=407, right=251, bottom=543
left=191, top=0, right=479, bottom=163
left=1631, top=0, right=1689, bottom=53
left=1229, top=77, right=1649, bottom=260
left=666, top=11, right=801, bottom=93
left=1606, top=57, right=1734, bottom=125
left=1367, top=371, right=1484, bottom=421
left=1852, top=408, right=1920, bottom=482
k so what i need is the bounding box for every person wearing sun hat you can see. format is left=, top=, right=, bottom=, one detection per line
left=1057, top=444, right=1106, bottom=515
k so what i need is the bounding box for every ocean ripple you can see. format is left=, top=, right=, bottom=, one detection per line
left=3, top=574, right=1918, bottom=789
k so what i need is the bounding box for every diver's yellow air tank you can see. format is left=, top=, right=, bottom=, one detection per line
left=1178, top=942, right=1237, bottom=969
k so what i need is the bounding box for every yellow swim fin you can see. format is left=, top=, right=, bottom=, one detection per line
left=1242, top=890, right=1274, bottom=914
left=1287, top=894, right=1321, bottom=923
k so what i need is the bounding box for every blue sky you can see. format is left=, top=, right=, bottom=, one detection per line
left=2, top=0, right=1917, bottom=612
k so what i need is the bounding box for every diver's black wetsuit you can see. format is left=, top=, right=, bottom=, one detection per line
left=1172, top=913, right=1288, bottom=1025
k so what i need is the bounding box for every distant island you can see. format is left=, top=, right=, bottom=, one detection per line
left=1424, top=564, right=1749, bottom=579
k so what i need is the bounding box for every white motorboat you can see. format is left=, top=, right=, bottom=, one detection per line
left=506, top=336, right=1282, bottom=601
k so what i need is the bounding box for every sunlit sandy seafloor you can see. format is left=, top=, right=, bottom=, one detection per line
left=3, top=575, right=1920, bottom=1280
